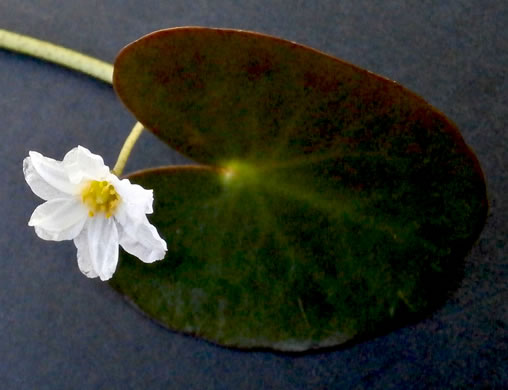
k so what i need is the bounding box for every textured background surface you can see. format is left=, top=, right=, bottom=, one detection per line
left=0, top=1, right=506, bottom=389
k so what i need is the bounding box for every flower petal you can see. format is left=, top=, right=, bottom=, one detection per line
left=25, top=152, right=76, bottom=198
left=28, top=198, right=88, bottom=241
left=83, top=216, right=119, bottom=281
left=74, top=226, right=98, bottom=279
left=114, top=177, right=154, bottom=216
left=63, top=146, right=110, bottom=184
left=116, top=211, right=167, bottom=263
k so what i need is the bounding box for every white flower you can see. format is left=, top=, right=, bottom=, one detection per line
left=23, top=145, right=167, bottom=281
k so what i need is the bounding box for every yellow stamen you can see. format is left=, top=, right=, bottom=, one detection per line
left=81, top=180, right=121, bottom=218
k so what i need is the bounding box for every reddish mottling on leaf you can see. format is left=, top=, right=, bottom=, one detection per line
left=112, top=27, right=487, bottom=351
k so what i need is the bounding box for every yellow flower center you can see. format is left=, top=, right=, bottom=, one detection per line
left=81, top=180, right=120, bottom=218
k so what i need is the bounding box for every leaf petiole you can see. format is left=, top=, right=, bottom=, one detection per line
left=0, top=28, right=113, bottom=83
left=0, top=28, right=144, bottom=175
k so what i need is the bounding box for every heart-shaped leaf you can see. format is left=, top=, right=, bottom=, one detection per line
left=111, top=28, right=487, bottom=351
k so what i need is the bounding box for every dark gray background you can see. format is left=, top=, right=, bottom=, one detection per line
left=0, top=1, right=506, bottom=389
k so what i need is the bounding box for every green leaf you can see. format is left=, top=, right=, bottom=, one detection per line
left=111, top=28, right=487, bottom=351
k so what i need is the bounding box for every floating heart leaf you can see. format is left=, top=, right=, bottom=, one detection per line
left=111, top=28, right=487, bottom=351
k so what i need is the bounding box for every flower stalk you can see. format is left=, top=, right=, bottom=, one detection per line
left=112, top=121, right=145, bottom=176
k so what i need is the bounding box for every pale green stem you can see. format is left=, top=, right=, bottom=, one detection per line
left=0, top=28, right=144, bottom=172
left=0, top=28, right=113, bottom=83
left=112, top=121, right=144, bottom=176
